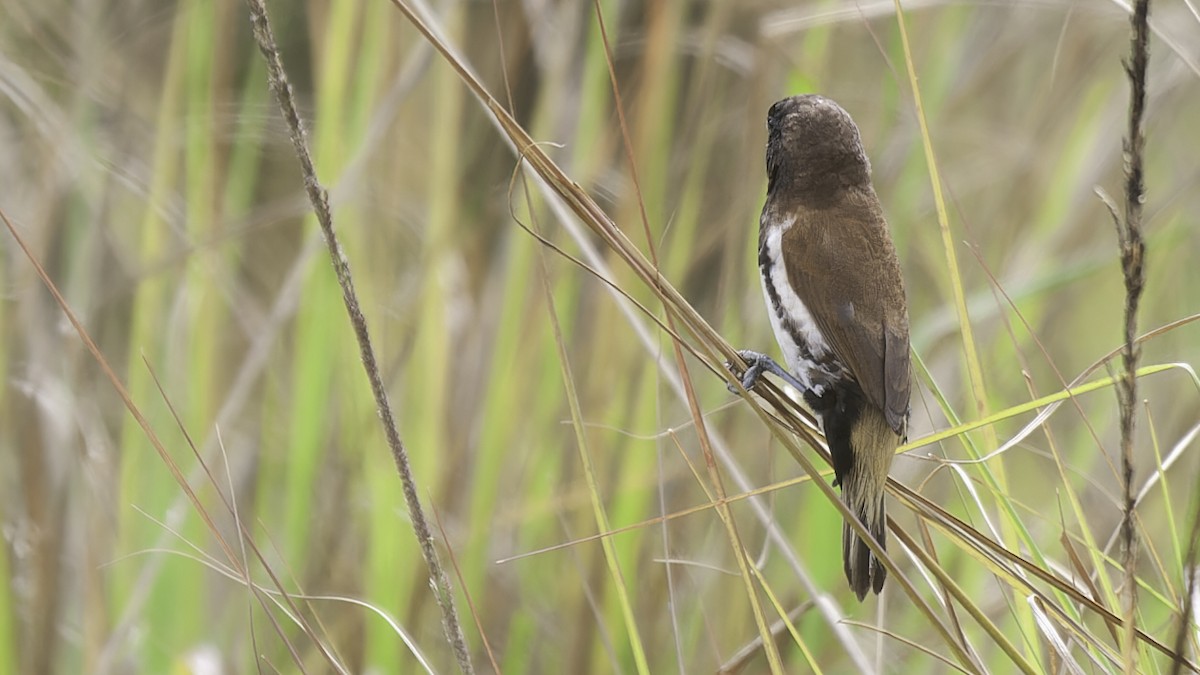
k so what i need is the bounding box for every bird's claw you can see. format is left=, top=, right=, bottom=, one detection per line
left=725, top=350, right=767, bottom=393
left=725, top=350, right=807, bottom=396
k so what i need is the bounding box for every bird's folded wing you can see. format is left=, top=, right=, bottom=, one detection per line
left=782, top=198, right=911, bottom=434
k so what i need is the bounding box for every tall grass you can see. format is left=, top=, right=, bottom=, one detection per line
left=1, top=0, right=1198, bottom=672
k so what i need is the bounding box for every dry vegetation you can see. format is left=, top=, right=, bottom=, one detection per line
left=1, top=0, right=1199, bottom=673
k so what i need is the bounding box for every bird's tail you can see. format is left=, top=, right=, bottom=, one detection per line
left=840, top=406, right=899, bottom=601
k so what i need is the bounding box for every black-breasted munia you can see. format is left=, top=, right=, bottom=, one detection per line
left=734, top=94, right=911, bottom=600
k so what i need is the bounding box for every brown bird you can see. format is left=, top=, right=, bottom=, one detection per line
left=734, top=94, right=911, bottom=600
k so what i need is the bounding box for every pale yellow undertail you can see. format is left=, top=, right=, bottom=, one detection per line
left=841, top=405, right=898, bottom=600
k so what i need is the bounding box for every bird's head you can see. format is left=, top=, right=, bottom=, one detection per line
left=766, top=94, right=871, bottom=200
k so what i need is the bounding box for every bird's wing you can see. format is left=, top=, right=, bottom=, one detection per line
left=781, top=191, right=911, bottom=433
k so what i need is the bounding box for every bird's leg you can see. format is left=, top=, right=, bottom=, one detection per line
left=726, top=350, right=808, bottom=395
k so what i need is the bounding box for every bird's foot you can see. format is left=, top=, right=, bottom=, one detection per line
left=725, top=350, right=808, bottom=395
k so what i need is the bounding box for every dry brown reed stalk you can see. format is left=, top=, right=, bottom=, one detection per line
left=1109, top=0, right=1150, bottom=670
left=240, top=0, right=475, bottom=672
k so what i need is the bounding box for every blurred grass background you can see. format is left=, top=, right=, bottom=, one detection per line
left=2, top=0, right=1199, bottom=672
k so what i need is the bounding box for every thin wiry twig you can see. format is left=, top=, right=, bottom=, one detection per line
left=1109, top=0, right=1150, bottom=670
left=240, top=1, right=475, bottom=672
